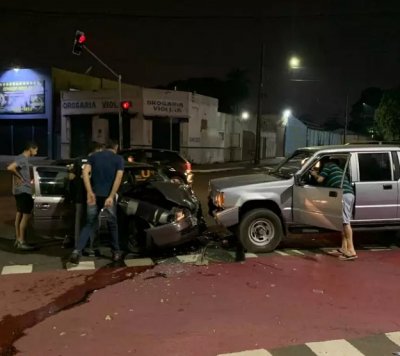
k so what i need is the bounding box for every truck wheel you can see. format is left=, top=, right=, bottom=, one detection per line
left=238, top=209, right=283, bottom=253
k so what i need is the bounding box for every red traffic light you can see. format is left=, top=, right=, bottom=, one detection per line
left=121, top=101, right=132, bottom=110
left=72, top=30, right=86, bottom=56
left=78, top=34, right=86, bottom=44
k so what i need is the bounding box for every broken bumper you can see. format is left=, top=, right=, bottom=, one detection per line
left=146, top=215, right=199, bottom=247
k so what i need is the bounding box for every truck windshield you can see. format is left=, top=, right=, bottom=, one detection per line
left=271, top=150, right=315, bottom=178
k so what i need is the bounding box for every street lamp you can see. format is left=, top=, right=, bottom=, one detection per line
left=282, top=109, right=292, bottom=126
left=289, top=56, right=301, bottom=69
left=241, top=111, right=250, bottom=120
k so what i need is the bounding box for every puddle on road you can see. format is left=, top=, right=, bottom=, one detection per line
left=0, top=265, right=154, bottom=356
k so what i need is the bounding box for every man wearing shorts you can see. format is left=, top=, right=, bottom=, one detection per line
left=7, top=142, right=38, bottom=250
left=311, top=157, right=357, bottom=260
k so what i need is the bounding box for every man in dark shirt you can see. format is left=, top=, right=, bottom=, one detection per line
left=67, top=142, right=103, bottom=250
left=69, top=140, right=124, bottom=265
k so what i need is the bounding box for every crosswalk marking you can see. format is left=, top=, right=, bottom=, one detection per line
left=386, top=331, right=400, bottom=346
left=217, top=349, right=272, bottom=356
left=0, top=246, right=398, bottom=276
left=66, top=261, right=95, bottom=271
left=245, top=252, right=258, bottom=258
left=176, top=254, right=201, bottom=263
left=275, top=250, right=290, bottom=256
left=306, top=339, right=365, bottom=355
left=1, top=264, right=33, bottom=275
left=124, top=258, right=154, bottom=267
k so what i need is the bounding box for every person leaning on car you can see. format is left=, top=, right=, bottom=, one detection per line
left=69, top=140, right=124, bottom=265
left=67, top=141, right=104, bottom=249
left=310, top=157, right=357, bottom=261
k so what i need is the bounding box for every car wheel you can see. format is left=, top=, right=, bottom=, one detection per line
left=238, top=209, right=283, bottom=253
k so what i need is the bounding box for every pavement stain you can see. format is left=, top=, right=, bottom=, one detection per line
left=0, top=265, right=153, bottom=356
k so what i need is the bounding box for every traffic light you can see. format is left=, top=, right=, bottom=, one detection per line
left=72, top=30, right=86, bottom=56
left=121, top=101, right=132, bottom=112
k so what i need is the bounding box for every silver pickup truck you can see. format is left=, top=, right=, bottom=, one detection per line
left=208, top=144, right=400, bottom=253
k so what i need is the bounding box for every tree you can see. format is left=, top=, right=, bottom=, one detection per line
left=159, top=69, right=250, bottom=114
left=349, top=87, right=383, bottom=135
left=375, top=88, right=400, bottom=140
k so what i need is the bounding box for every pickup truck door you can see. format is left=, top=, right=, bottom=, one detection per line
left=292, top=156, right=351, bottom=231
left=33, top=166, right=74, bottom=236
left=353, top=152, right=398, bottom=221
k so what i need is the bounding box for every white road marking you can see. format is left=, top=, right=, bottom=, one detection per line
left=217, top=349, right=273, bottom=356
left=369, top=248, right=392, bottom=251
left=1, top=264, right=33, bottom=275
left=176, top=254, right=201, bottom=263
left=124, top=258, right=155, bottom=267
left=245, top=253, right=258, bottom=258
left=275, top=250, right=289, bottom=256
left=306, top=339, right=365, bottom=355
left=386, top=331, right=400, bottom=346
left=290, top=249, right=305, bottom=255
left=66, top=261, right=95, bottom=271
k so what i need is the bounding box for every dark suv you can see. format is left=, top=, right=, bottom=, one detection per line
left=119, top=148, right=193, bottom=185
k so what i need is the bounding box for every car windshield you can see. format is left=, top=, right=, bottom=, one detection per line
left=270, top=150, right=315, bottom=178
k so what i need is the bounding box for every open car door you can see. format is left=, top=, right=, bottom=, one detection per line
left=33, top=166, right=74, bottom=237
left=292, top=155, right=351, bottom=231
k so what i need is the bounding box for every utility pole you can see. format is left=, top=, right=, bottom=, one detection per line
left=254, top=43, right=265, bottom=165
left=343, top=92, right=349, bottom=144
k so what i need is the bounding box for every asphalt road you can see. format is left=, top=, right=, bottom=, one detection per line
left=1, top=168, right=400, bottom=355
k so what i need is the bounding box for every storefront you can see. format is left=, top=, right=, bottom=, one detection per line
left=60, top=87, right=143, bottom=158
left=0, top=68, right=52, bottom=157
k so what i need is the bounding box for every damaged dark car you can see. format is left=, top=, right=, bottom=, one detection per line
left=32, top=161, right=206, bottom=253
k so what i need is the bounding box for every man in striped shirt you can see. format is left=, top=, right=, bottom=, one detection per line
left=311, top=157, right=357, bottom=260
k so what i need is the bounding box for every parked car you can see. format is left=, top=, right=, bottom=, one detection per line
left=32, top=161, right=205, bottom=253
left=208, top=144, right=400, bottom=253
left=119, top=148, right=193, bottom=185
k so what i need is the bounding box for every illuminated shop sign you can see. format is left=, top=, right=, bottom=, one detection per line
left=0, top=81, right=45, bottom=114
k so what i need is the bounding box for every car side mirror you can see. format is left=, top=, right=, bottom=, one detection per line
left=294, top=173, right=305, bottom=186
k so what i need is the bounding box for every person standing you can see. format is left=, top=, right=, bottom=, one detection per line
left=67, top=141, right=104, bottom=250
left=7, top=142, right=38, bottom=250
left=311, top=157, right=357, bottom=260
left=69, top=140, right=124, bottom=264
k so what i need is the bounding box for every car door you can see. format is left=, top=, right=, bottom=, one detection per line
left=353, top=151, right=398, bottom=221
left=292, top=155, right=351, bottom=231
left=33, top=166, right=74, bottom=236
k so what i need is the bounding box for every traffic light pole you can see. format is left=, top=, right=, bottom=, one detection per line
left=82, top=45, right=123, bottom=149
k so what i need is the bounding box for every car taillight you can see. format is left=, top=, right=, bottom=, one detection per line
left=185, top=161, right=192, bottom=172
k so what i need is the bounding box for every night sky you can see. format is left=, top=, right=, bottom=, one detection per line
left=2, top=0, right=400, bottom=124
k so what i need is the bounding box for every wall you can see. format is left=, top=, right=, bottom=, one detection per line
left=186, top=93, right=220, bottom=163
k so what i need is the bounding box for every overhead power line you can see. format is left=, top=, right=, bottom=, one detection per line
left=1, top=8, right=399, bottom=20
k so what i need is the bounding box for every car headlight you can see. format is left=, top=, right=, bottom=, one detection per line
left=213, top=191, right=225, bottom=208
